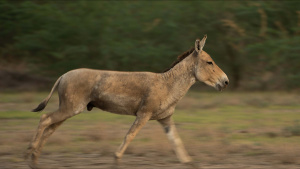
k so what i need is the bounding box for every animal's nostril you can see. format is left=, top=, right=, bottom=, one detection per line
left=225, top=81, right=229, bottom=85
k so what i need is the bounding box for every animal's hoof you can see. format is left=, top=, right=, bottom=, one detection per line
left=114, top=152, right=122, bottom=164
left=111, top=159, right=122, bottom=169
left=114, top=158, right=121, bottom=166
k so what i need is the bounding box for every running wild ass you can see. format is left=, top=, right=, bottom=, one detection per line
left=26, top=35, right=229, bottom=168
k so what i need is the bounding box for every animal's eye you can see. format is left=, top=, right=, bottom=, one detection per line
left=207, top=61, right=213, bottom=65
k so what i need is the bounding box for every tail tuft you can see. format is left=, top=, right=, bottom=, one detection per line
left=31, top=75, right=62, bottom=112
left=32, top=100, right=47, bottom=112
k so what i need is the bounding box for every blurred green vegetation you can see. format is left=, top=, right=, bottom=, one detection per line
left=1, top=1, right=300, bottom=90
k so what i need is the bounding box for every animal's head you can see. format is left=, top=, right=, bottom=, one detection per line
left=193, top=35, right=229, bottom=91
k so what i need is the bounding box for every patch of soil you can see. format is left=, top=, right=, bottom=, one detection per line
left=1, top=153, right=299, bottom=169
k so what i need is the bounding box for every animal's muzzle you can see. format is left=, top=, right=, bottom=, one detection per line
left=216, top=78, right=229, bottom=91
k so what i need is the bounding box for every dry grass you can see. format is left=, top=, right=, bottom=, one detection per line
left=268, top=145, right=300, bottom=164
left=47, top=132, right=70, bottom=145
left=1, top=91, right=300, bottom=168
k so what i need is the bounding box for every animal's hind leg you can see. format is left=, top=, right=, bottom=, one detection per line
left=26, top=109, right=78, bottom=168
left=26, top=112, right=53, bottom=159
left=38, top=120, right=65, bottom=151
left=32, top=120, right=66, bottom=164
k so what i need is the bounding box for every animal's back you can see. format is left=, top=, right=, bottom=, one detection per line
left=59, top=68, right=160, bottom=115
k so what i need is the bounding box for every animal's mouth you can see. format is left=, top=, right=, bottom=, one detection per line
left=216, top=84, right=223, bottom=91
left=216, top=83, right=227, bottom=91
left=203, top=79, right=228, bottom=91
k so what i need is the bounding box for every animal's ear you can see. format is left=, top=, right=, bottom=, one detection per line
left=195, top=34, right=207, bottom=53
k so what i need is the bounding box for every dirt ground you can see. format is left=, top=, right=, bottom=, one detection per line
left=1, top=119, right=299, bottom=169
left=1, top=152, right=300, bottom=169
left=1, top=91, right=300, bottom=169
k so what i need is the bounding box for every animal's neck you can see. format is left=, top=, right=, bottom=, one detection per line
left=161, top=55, right=196, bottom=99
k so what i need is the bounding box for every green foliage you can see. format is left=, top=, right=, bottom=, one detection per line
left=0, top=1, right=300, bottom=90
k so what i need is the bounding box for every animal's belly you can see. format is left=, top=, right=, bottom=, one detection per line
left=94, top=94, right=140, bottom=116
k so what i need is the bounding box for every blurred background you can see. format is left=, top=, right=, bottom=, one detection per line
left=0, top=1, right=300, bottom=169
left=1, top=0, right=300, bottom=91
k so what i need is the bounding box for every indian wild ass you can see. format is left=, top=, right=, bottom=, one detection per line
left=26, top=35, right=229, bottom=168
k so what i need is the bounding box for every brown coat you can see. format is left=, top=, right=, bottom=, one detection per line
left=26, top=35, right=229, bottom=169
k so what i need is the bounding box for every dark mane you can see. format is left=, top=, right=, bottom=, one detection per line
left=162, top=47, right=195, bottom=73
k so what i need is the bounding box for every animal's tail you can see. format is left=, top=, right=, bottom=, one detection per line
left=32, top=76, right=63, bottom=112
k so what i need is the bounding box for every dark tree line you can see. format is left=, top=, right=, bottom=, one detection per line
left=1, top=1, right=299, bottom=90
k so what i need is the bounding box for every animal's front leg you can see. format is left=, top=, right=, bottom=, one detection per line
left=158, top=116, right=194, bottom=165
left=114, top=113, right=151, bottom=164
